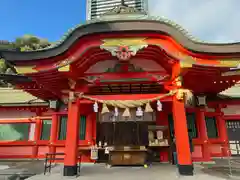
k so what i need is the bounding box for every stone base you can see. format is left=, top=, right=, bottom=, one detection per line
left=63, top=165, right=78, bottom=176
left=178, top=164, right=194, bottom=176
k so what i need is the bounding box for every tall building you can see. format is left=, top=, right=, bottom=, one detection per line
left=86, top=0, right=148, bottom=20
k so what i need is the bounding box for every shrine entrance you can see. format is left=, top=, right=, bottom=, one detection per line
left=69, top=38, right=193, bottom=173
left=88, top=79, right=171, bottom=166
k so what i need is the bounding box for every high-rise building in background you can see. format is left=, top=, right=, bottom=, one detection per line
left=86, top=0, right=148, bottom=20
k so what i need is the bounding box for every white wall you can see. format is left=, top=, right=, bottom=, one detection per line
left=222, top=105, right=240, bottom=115
left=0, top=109, right=36, bottom=120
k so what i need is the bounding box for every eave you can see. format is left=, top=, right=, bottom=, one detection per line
left=0, top=102, right=48, bottom=107
left=1, top=19, right=240, bottom=63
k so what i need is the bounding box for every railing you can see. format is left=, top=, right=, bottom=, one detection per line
left=221, top=147, right=240, bottom=178
left=44, top=152, right=82, bottom=175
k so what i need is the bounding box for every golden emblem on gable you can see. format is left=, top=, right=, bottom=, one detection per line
left=100, top=38, right=148, bottom=61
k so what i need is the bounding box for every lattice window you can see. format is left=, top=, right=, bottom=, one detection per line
left=58, top=116, right=67, bottom=140
left=79, top=116, right=86, bottom=140
left=58, top=115, right=87, bottom=140
left=186, top=113, right=198, bottom=138
left=205, top=116, right=218, bottom=138
left=40, top=120, right=52, bottom=140
left=168, top=112, right=198, bottom=139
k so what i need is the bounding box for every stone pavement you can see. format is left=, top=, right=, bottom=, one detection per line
left=202, top=158, right=240, bottom=179
left=0, top=160, right=43, bottom=180
left=27, top=163, right=229, bottom=180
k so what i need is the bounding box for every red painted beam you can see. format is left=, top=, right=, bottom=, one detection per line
left=208, top=100, right=240, bottom=106
left=223, top=115, right=240, bottom=120
left=83, top=71, right=169, bottom=84
left=84, top=71, right=167, bottom=77
left=0, top=116, right=51, bottom=123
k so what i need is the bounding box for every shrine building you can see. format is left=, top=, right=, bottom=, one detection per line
left=1, top=3, right=240, bottom=177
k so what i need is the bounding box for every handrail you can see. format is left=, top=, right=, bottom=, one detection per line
left=220, top=146, right=240, bottom=177
left=44, top=153, right=62, bottom=175
left=44, top=152, right=82, bottom=175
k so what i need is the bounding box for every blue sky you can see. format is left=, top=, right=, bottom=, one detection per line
left=0, top=0, right=86, bottom=42
left=1, top=0, right=239, bottom=43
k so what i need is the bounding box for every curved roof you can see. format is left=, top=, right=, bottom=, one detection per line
left=1, top=15, right=240, bottom=62
left=0, top=88, right=46, bottom=105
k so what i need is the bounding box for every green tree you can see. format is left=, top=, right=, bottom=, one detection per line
left=0, top=35, right=51, bottom=86
left=0, top=58, right=7, bottom=73
left=14, top=34, right=51, bottom=51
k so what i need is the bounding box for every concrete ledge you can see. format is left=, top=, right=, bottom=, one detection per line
left=212, top=157, right=229, bottom=160
left=193, top=161, right=216, bottom=165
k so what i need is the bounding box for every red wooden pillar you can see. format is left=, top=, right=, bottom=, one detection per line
left=216, top=107, right=229, bottom=157
left=196, top=109, right=211, bottom=161
left=63, top=100, right=80, bottom=176
left=32, top=117, right=42, bottom=158
left=172, top=96, right=193, bottom=176
left=49, top=114, right=58, bottom=154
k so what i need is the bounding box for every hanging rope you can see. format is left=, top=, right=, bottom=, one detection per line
left=77, top=90, right=180, bottom=108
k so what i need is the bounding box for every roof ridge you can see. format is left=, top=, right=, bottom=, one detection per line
left=4, top=15, right=220, bottom=53
left=48, top=16, right=205, bottom=50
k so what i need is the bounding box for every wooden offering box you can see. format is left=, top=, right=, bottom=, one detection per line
left=109, top=146, right=147, bottom=166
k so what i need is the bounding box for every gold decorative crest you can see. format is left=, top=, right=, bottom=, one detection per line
left=100, top=38, right=148, bottom=61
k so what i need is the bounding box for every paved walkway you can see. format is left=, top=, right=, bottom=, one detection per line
left=28, top=164, right=230, bottom=180
left=0, top=160, right=43, bottom=180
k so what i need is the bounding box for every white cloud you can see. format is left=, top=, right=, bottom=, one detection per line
left=148, top=0, right=240, bottom=43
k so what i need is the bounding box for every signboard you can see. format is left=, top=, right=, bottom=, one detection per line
left=90, top=146, right=98, bottom=160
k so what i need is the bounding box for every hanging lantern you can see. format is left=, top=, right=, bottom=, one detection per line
left=122, top=108, right=131, bottom=117
left=101, top=104, right=109, bottom=114
left=197, top=96, right=206, bottom=106
left=93, top=102, right=98, bottom=112
left=157, top=100, right=162, bottom=111
left=145, top=102, right=153, bottom=112
left=136, top=107, right=143, bottom=117
left=114, top=107, right=119, bottom=117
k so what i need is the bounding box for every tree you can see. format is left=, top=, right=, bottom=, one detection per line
left=0, top=58, right=7, bottom=73
left=14, top=34, right=51, bottom=51
left=0, top=35, right=51, bottom=86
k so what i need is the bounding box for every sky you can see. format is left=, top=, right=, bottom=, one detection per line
left=0, top=0, right=86, bottom=42
left=149, top=0, right=240, bottom=43
left=0, top=0, right=239, bottom=43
